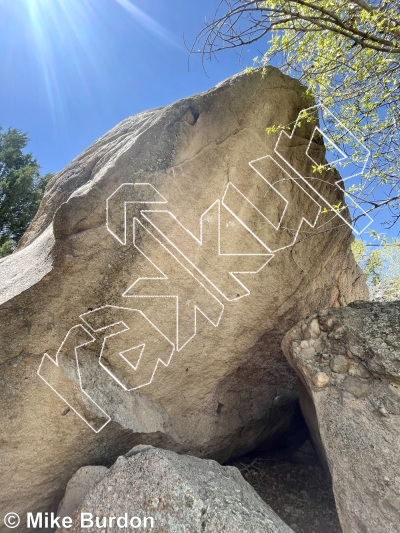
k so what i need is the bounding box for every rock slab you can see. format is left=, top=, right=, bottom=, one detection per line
left=282, top=301, right=400, bottom=533
left=57, top=445, right=294, bottom=533
left=57, top=466, right=108, bottom=519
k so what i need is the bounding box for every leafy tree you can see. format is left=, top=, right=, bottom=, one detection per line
left=196, top=1, right=400, bottom=231
left=352, top=239, right=400, bottom=300
left=0, top=127, right=51, bottom=258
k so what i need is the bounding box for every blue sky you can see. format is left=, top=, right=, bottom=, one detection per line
left=0, top=0, right=257, bottom=175
left=0, top=0, right=396, bottom=241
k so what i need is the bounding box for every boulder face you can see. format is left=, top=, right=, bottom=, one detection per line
left=282, top=301, right=400, bottom=533
left=57, top=445, right=294, bottom=533
left=57, top=466, right=108, bottom=521
left=0, top=68, right=367, bottom=525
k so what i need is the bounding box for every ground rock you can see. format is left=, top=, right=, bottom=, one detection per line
left=57, top=445, right=294, bottom=533
left=0, top=68, right=367, bottom=529
left=282, top=301, right=400, bottom=533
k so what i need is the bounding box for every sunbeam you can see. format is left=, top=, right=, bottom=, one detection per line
left=9, top=0, right=181, bottom=128
left=22, top=0, right=102, bottom=126
left=113, top=0, right=181, bottom=50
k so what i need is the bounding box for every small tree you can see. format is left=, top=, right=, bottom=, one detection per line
left=196, top=1, right=400, bottom=231
left=352, top=239, right=400, bottom=300
left=0, top=127, right=51, bottom=258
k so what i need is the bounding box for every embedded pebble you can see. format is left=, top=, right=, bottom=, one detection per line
left=348, top=363, right=371, bottom=379
left=309, top=319, right=321, bottom=338
left=330, top=355, right=349, bottom=374
left=348, top=345, right=363, bottom=357
left=312, top=372, right=330, bottom=388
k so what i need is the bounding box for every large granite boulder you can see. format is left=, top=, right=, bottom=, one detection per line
left=282, top=301, right=400, bottom=533
left=0, top=67, right=367, bottom=528
left=57, top=445, right=294, bottom=533
left=57, top=466, right=108, bottom=521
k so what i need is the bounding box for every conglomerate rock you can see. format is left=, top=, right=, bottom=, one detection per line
left=282, top=301, right=400, bottom=533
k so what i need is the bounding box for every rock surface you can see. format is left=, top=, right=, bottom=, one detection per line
left=57, top=445, right=294, bottom=533
left=282, top=301, right=400, bottom=533
left=0, top=67, right=367, bottom=528
left=57, top=466, right=108, bottom=519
